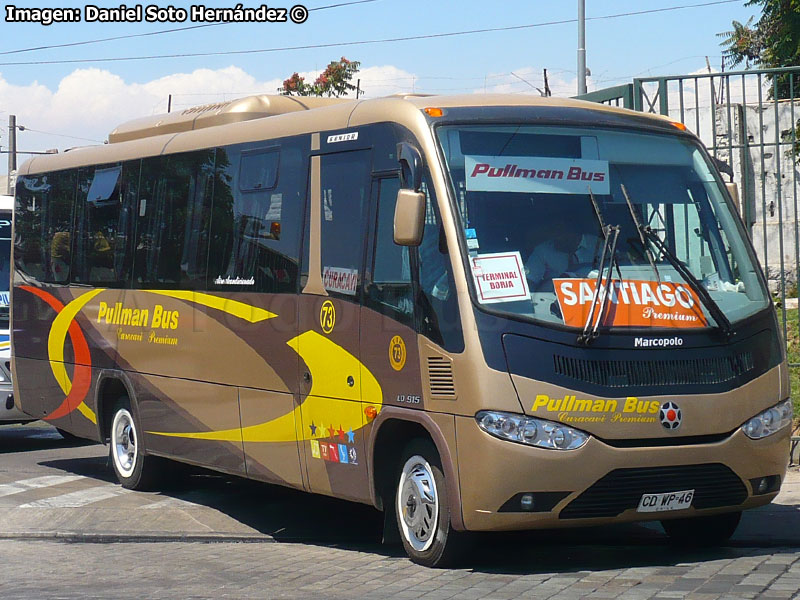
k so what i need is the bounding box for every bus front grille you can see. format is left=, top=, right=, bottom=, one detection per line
left=559, top=463, right=748, bottom=519
left=553, top=353, right=754, bottom=388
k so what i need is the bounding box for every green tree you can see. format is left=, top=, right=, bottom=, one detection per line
left=278, top=57, right=362, bottom=97
left=719, top=0, right=800, bottom=98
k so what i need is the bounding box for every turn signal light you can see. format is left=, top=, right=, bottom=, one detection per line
left=364, top=405, right=378, bottom=420
left=424, top=107, right=444, bottom=117
left=671, top=121, right=688, bottom=131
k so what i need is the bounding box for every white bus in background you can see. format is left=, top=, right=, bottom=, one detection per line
left=0, top=194, right=22, bottom=423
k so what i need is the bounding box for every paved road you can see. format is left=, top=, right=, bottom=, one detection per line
left=1, top=422, right=799, bottom=599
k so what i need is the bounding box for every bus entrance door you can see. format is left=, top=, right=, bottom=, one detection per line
left=296, top=149, right=372, bottom=502
left=360, top=176, right=422, bottom=415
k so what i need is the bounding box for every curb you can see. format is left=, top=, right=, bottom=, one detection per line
left=0, top=531, right=275, bottom=544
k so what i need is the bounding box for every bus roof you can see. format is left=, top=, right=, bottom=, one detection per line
left=17, top=93, right=680, bottom=177
left=107, top=95, right=352, bottom=144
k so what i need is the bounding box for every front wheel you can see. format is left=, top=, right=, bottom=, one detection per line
left=661, top=511, right=742, bottom=546
left=395, top=439, right=467, bottom=567
left=109, top=398, right=162, bottom=490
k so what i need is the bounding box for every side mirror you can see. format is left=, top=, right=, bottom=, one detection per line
left=394, top=189, right=426, bottom=246
left=711, top=156, right=734, bottom=180
left=725, top=182, right=741, bottom=215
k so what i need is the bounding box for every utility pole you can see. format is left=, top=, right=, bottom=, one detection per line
left=8, top=115, right=17, bottom=177
left=577, top=0, right=587, bottom=95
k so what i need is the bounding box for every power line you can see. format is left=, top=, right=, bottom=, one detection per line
left=0, top=23, right=221, bottom=56
left=0, top=0, right=382, bottom=57
left=0, top=0, right=742, bottom=67
left=16, top=127, right=104, bottom=144
left=308, top=0, right=381, bottom=11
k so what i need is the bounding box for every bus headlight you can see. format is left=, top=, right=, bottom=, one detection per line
left=742, top=399, right=793, bottom=440
left=476, top=411, right=589, bottom=450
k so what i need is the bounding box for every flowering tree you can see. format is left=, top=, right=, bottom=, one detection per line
left=278, top=57, right=362, bottom=97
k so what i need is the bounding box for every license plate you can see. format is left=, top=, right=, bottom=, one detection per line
left=637, top=489, right=694, bottom=513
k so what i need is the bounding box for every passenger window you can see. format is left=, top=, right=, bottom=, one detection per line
left=72, top=164, right=134, bottom=286
left=366, top=177, right=414, bottom=325
left=239, top=149, right=279, bottom=191
left=208, top=143, right=303, bottom=293
left=319, top=150, right=370, bottom=299
left=133, top=151, right=214, bottom=289
left=15, top=170, right=76, bottom=284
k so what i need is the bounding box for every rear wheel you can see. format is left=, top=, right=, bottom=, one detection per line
left=661, top=511, right=742, bottom=546
left=395, top=439, right=467, bottom=567
left=109, top=398, right=162, bottom=490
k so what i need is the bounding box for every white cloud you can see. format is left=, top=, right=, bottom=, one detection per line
left=0, top=66, right=286, bottom=168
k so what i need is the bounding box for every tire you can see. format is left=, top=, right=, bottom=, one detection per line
left=394, top=439, right=468, bottom=567
left=108, top=397, right=162, bottom=491
left=661, top=511, right=742, bottom=546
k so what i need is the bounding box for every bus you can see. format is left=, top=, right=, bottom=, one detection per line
left=11, top=94, right=791, bottom=566
left=0, top=193, right=22, bottom=423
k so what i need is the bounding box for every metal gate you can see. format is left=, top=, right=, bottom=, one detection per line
left=579, top=67, right=800, bottom=407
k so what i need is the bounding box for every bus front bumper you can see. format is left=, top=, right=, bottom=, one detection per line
left=455, top=415, right=789, bottom=532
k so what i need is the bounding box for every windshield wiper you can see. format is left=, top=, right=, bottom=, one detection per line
left=621, top=184, right=660, bottom=283
left=619, top=184, right=732, bottom=338
left=641, top=226, right=734, bottom=339
left=588, top=186, right=623, bottom=280
left=578, top=220, right=620, bottom=346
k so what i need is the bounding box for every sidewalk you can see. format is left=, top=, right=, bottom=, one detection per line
left=733, top=464, right=800, bottom=546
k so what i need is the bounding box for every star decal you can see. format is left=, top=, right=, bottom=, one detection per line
left=337, top=425, right=346, bottom=440
left=330, top=424, right=336, bottom=440
left=346, top=428, right=355, bottom=443
left=309, top=422, right=317, bottom=437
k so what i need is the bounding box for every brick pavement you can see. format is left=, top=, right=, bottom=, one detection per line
left=0, top=539, right=798, bottom=599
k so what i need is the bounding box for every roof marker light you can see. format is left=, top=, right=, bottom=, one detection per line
left=671, top=121, right=688, bottom=131
left=424, top=107, right=444, bottom=118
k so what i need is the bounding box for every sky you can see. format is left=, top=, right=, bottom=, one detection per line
left=0, top=0, right=763, bottom=175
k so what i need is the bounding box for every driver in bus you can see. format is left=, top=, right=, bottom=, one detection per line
left=524, top=206, right=602, bottom=290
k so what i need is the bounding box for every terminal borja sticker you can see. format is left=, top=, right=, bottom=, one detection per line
left=553, top=278, right=708, bottom=329
left=470, top=251, right=530, bottom=304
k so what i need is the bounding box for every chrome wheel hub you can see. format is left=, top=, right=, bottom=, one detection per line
left=112, top=409, right=137, bottom=478
left=397, top=456, right=439, bottom=552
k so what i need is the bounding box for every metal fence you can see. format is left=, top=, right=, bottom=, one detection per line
left=579, top=67, right=800, bottom=368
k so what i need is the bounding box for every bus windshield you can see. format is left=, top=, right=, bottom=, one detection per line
left=437, top=125, right=769, bottom=331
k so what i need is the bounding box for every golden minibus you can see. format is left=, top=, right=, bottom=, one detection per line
left=11, top=94, right=791, bottom=566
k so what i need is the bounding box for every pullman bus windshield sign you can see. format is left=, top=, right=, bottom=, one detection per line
left=554, top=278, right=709, bottom=329
left=464, top=155, right=610, bottom=195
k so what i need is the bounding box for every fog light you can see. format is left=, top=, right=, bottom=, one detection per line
left=749, top=474, right=781, bottom=495
left=520, top=494, right=534, bottom=511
